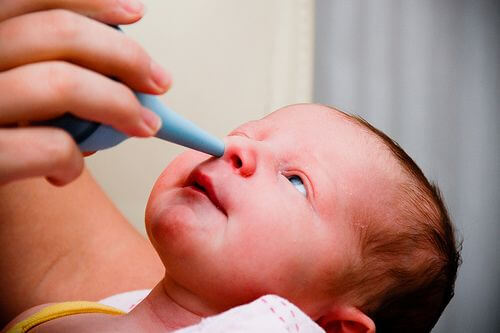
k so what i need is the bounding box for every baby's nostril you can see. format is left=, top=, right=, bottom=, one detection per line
left=231, top=155, right=243, bottom=169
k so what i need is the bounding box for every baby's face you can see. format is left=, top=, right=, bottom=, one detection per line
left=146, top=104, right=393, bottom=316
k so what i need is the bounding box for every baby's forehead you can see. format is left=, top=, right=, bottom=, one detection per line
left=232, top=104, right=403, bottom=229
left=268, top=106, right=391, bottom=192
left=265, top=104, right=342, bottom=126
left=236, top=104, right=355, bottom=135
left=232, top=105, right=389, bottom=169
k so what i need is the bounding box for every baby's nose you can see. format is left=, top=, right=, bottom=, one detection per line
left=223, top=137, right=257, bottom=177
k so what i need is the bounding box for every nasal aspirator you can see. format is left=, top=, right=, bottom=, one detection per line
left=42, top=92, right=225, bottom=157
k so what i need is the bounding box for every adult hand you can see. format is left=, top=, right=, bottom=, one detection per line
left=0, top=0, right=171, bottom=186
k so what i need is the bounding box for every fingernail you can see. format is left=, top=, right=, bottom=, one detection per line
left=150, top=60, right=171, bottom=91
left=120, top=0, right=144, bottom=15
left=141, top=108, right=162, bottom=135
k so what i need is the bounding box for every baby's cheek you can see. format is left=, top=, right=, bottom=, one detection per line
left=173, top=150, right=210, bottom=170
left=147, top=197, right=209, bottom=266
left=149, top=151, right=211, bottom=199
left=166, top=151, right=210, bottom=182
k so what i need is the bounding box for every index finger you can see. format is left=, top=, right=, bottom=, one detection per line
left=0, top=0, right=145, bottom=24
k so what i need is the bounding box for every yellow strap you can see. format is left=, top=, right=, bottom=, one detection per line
left=7, top=301, right=125, bottom=333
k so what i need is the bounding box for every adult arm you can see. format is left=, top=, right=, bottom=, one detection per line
left=0, top=169, right=164, bottom=325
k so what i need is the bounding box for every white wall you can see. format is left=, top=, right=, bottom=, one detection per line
left=85, top=0, right=315, bottom=233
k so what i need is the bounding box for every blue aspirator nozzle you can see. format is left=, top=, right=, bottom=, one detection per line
left=42, top=92, right=225, bottom=157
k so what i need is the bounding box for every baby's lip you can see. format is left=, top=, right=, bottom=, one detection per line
left=185, top=168, right=226, bottom=216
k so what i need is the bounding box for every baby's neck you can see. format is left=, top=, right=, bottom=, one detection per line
left=121, top=278, right=207, bottom=332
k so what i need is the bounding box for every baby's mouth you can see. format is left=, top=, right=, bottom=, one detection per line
left=186, top=170, right=227, bottom=216
left=192, top=181, right=206, bottom=193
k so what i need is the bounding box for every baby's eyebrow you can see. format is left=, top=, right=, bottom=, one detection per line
left=228, top=121, right=263, bottom=139
left=227, top=130, right=251, bottom=138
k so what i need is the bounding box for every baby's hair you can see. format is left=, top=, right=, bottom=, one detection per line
left=330, top=107, right=462, bottom=332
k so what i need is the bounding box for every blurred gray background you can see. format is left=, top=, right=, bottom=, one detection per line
left=314, top=0, right=500, bottom=332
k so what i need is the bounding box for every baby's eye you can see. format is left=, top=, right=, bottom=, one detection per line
left=287, top=175, right=307, bottom=196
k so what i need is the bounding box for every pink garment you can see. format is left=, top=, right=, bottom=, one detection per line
left=176, top=295, right=324, bottom=333
left=100, top=291, right=324, bottom=332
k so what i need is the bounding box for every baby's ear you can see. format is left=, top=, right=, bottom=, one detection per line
left=316, top=306, right=375, bottom=333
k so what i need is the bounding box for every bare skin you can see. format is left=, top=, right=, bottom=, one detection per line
left=2, top=285, right=200, bottom=332
left=2, top=104, right=384, bottom=332
left=0, top=169, right=164, bottom=326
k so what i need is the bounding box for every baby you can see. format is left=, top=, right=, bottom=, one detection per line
left=3, top=103, right=460, bottom=332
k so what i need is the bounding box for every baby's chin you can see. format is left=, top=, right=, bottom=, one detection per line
left=145, top=150, right=220, bottom=241
left=145, top=179, right=228, bottom=277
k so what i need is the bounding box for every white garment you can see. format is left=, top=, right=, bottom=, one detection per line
left=99, top=289, right=151, bottom=312
left=100, top=291, right=324, bottom=333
